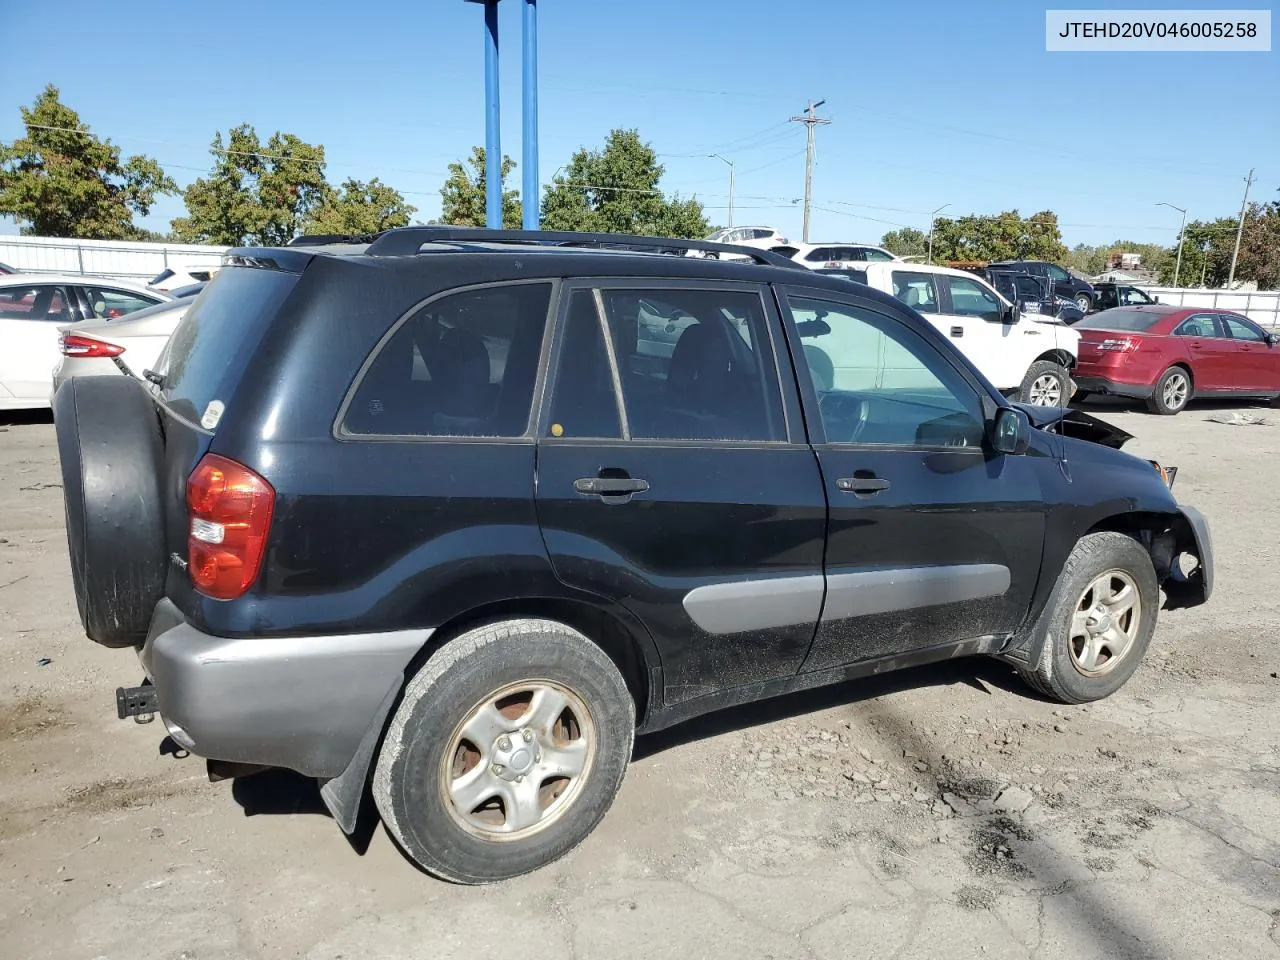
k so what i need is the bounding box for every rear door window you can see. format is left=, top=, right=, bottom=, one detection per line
left=158, top=267, right=299, bottom=427
left=889, top=271, right=940, bottom=314
left=0, top=284, right=73, bottom=321
left=343, top=282, right=553, bottom=438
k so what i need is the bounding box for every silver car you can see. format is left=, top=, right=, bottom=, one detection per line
left=52, top=297, right=193, bottom=396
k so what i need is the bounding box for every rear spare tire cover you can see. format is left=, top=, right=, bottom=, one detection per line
left=53, top=377, right=168, bottom=648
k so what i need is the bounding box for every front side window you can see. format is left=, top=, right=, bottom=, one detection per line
left=595, top=287, right=783, bottom=442
left=0, top=284, right=72, bottom=321
left=1047, top=264, right=1070, bottom=282
left=890, top=271, right=940, bottom=314
left=1222, top=315, right=1265, bottom=342
left=946, top=275, right=1002, bottom=322
left=84, top=286, right=161, bottom=319
left=343, top=283, right=552, bottom=437
left=787, top=296, right=985, bottom=448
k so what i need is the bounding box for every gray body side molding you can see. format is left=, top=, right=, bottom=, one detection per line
left=683, top=564, right=1011, bottom=635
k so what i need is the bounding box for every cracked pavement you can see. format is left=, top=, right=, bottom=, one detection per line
left=2, top=400, right=1279, bottom=959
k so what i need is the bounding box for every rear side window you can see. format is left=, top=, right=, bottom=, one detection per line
left=343, top=282, right=552, bottom=438
left=159, top=267, right=298, bottom=427
left=863, top=248, right=894, bottom=262
left=890, top=271, right=940, bottom=314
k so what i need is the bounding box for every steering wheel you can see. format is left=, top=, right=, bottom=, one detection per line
left=818, top=391, right=871, bottom=443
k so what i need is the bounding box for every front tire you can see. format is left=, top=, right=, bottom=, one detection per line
left=1146, top=366, right=1191, bottom=415
left=1017, top=532, right=1158, bottom=704
left=1019, top=360, right=1070, bottom=406
left=1075, top=294, right=1092, bottom=313
left=373, top=619, right=635, bottom=884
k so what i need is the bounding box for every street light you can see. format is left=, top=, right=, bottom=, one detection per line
left=1157, top=201, right=1187, bottom=288
left=709, top=154, right=735, bottom=227
left=927, top=203, right=950, bottom=264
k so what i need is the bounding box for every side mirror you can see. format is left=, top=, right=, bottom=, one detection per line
left=1003, top=302, right=1020, bottom=324
left=1267, top=333, right=1280, bottom=346
left=1152, top=296, right=1160, bottom=303
left=991, top=407, right=1030, bottom=455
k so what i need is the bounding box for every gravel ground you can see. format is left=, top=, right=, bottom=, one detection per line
left=1, top=399, right=1278, bottom=960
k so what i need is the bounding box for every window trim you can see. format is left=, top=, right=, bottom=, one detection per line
left=777, top=285, right=997, bottom=451
left=537, top=277, right=801, bottom=448
left=333, top=277, right=560, bottom=444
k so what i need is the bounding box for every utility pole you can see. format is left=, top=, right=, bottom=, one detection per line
left=1157, top=202, right=1187, bottom=288
left=790, top=100, right=829, bottom=242
left=927, top=203, right=950, bottom=264
left=710, top=154, right=735, bottom=226
left=1227, top=168, right=1254, bottom=288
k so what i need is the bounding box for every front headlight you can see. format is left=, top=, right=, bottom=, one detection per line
left=1148, top=461, right=1178, bottom=489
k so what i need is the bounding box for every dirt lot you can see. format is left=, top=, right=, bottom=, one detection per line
left=1, top=400, right=1278, bottom=960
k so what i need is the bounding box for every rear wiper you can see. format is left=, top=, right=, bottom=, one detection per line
left=142, top=368, right=166, bottom=388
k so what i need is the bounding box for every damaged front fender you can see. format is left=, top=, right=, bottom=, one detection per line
left=1161, top=505, right=1213, bottom=610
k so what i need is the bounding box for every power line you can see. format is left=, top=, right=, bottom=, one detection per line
left=790, top=101, right=830, bottom=242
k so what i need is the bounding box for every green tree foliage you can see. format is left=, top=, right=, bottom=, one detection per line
left=1063, top=241, right=1171, bottom=280
left=926, top=210, right=1067, bottom=265
left=1234, top=201, right=1280, bottom=289
left=1158, top=217, right=1237, bottom=287
left=0, top=85, right=176, bottom=239
left=304, top=177, right=416, bottom=236
left=540, top=129, right=709, bottom=238
left=880, top=227, right=927, bottom=258
left=438, top=147, right=522, bottom=228
left=171, top=125, right=328, bottom=246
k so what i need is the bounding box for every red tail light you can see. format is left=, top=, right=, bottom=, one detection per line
left=187, top=454, right=274, bottom=600
left=60, top=334, right=124, bottom=358
left=1097, top=337, right=1140, bottom=353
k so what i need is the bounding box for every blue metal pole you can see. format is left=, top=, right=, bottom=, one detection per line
left=521, top=0, right=539, bottom=230
left=483, top=0, right=502, bottom=229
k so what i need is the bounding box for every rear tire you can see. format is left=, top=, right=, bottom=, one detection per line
left=52, top=377, right=167, bottom=648
left=1075, top=294, right=1092, bottom=313
left=373, top=619, right=635, bottom=884
left=1019, top=360, right=1070, bottom=406
left=1017, top=532, right=1158, bottom=704
left=1146, top=366, right=1191, bottom=415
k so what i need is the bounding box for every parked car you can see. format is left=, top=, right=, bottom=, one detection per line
left=1073, top=305, right=1280, bottom=414
left=148, top=264, right=220, bottom=292
left=1092, top=282, right=1159, bottom=312
left=773, top=242, right=899, bottom=269
left=52, top=297, right=194, bottom=397
left=0, top=274, right=170, bottom=410
left=853, top=261, right=1080, bottom=406
left=53, top=227, right=1211, bottom=884
left=688, top=226, right=788, bottom=260
left=990, top=260, right=1096, bottom=313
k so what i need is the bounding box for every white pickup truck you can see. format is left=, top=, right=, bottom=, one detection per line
left=842, top=262, right=1080, bottom=405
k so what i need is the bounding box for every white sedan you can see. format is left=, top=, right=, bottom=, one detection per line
left=0, top=274, right=171, bottom=410
left=51, top=297, right=194, bottom=398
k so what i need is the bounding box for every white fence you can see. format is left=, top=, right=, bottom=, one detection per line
left=1139, top=286, right=1280, bottom=330
left=0, top=235, right=228, bottom=284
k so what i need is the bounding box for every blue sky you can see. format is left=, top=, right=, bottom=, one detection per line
left=1, top=0, right=1274, bottom=247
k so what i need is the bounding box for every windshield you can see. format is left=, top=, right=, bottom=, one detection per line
left=1075, top=308, right=1165, bottom=332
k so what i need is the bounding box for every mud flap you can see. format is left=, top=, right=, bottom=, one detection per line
left=318, top=681, right=401, bottom=835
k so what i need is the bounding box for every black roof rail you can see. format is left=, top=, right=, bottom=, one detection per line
left=287, top=233, right=378, bottom=247
left=361, top=227, right=807, bottom=270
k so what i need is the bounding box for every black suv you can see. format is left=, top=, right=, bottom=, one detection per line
left=990, top=260, right=1096, bottom=313
left=54, top=228, right=1211, bottom=884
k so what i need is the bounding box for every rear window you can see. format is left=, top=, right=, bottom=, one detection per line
left=1075, top=308, right=1165, bottom=332
left=157, top=267, right=298, bottom=428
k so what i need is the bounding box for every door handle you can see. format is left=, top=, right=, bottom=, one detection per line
left=574, top=476, right=649, bottom=499
left=950, top=326, right=964, bottom=338
left=836, top=476, right=890, bottom=496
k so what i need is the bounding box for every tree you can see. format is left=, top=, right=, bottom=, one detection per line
left=1234, top=201, right=1280, bottom=289
left=880, top=227, right=927, bottom=258
left=1161, top=217, right=1237, bottom=287
left=172, top=125, right=328, bottom=246
left=0, top=85, right=176, bottom=239
left=304, top=177, right=416, bottom=236
left=928, top=210, right=1067, bottom=264
left=438, top=147, right=522, bottom=228
left=540, top=129, right=710, bottom=238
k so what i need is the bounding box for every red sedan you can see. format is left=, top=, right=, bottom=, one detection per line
left=1073, top=305, right=1280, bottom=415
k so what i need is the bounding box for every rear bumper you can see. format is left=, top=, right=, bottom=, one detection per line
left=1073, top=375, right=1154, bottom=400
left=138, top=600, right=428, bottom=778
